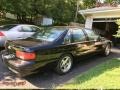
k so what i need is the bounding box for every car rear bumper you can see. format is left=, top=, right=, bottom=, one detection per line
left=1, top=50, right=50, bottom=77
left=4, top=60, right=35, bottom=77
left=3, top=59, right=38, bottom=77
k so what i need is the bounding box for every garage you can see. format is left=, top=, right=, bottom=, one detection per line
left=93, top=18, right=120, bottom=45
left=79, top=6, right=120, bottom=45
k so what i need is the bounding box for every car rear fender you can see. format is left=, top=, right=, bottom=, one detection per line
left=59, top=53, right=74, bottom=59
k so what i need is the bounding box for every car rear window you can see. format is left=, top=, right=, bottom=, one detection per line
left=0, top=25, right=17, bottom=31
left=32, top=28, right=66, bottom=42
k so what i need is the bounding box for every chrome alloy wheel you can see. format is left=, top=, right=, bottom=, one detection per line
left=60, top=56, right=72, bottom=73
left=105, top=44, right=111, bottom=56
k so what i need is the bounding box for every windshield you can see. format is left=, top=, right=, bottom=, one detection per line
left=32, top=28, right=66, bottom=42
left=0, top=25, right=17, bottom=31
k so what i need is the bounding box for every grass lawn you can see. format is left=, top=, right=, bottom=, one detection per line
left=57, top=58, right=120, bottom=89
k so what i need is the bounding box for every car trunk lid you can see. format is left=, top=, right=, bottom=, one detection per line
left=5, top=38, right=51, bottom=53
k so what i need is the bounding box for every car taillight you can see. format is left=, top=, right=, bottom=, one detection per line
left=16, top=51, right=36, bottom=60
left=0, top=32, right=4, bottom=36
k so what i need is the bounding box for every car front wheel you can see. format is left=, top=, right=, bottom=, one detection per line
left=55, top=54, right=73, bottom=75
left=104, top=44, right=111, bottom=56
left=0, top=50, right=8, bottom=66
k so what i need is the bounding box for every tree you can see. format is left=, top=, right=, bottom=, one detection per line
left=114, top=19, right=120, bottom=38
left=0, top=0, right=98, bottom=24
left=0, top=0, right=6, bottom=18
left=82, top=0, right=96, bottom=9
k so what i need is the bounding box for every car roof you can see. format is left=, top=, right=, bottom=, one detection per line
left=54, top=26, right=81, bottom=28
left=53, top=26, right=84, bottom=30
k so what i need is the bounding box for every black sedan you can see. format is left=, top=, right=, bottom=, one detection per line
left=1, top=26, right=112, bottom=77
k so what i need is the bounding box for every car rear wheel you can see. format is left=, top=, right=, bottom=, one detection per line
left=0, top=50, right=8, bottom=65
left=55, top=54, right=73, bottom=75
left=103, top=44, right=111, bottom=56
left=0, top=50, right=7, bottom=59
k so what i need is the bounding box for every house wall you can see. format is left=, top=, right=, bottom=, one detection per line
left=85, top=16, right=93, bottom=29
left=41, top=17, right=53, bottom=26
left=6, top=13, right=17, bottom=19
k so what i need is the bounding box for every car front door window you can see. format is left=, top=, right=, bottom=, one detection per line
left=84, top=29, right=98, bottom=41
left=31, top=26, right=41, bottom=32
left=21, top=26, right=33, bottom=32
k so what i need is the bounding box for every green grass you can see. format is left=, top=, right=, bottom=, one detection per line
left=57, top=58, right=120, bottom=89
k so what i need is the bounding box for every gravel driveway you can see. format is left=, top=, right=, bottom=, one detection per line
left=0, top=48, right=120, bottom=89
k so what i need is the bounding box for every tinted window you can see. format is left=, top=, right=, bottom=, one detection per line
left=31, top=26, right=41, bottom=32
left=32, top=28, right=65, bottom=42
left=0, top=25, right=17, bottom=31
left=72, top=29, right=86, bottom=42
left=84, top=29, right=98, bottom=40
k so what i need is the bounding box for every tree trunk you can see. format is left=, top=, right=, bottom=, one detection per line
left=74, top=0, right=79, bottom=22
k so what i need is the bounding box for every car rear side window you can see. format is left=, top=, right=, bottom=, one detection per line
left=84, top=29, right=98, bottom=41
left=72, top=29, right=86, bottom=42
left=31, top=26, right=41, bottom=32
left=21, top=26, right=34, bottom=32
left=64, top=31, right=71, bottom=44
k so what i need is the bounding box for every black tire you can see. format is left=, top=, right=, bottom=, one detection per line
left=103, top=44, right=111, bottom=56
left=0, top=50, right=6, bottom=58
left=0, top=50, right=7, bottom=63
left=55, top=54, right=73, bottom=75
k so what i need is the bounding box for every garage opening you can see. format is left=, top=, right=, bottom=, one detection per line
left=92, top=19, right=120, bottom=45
